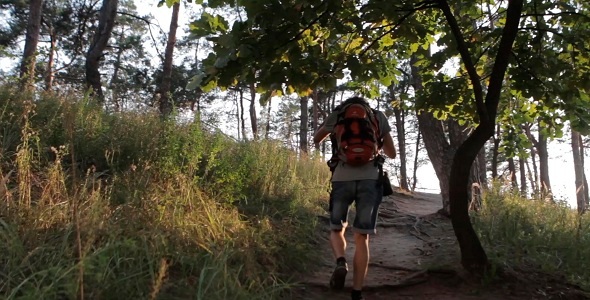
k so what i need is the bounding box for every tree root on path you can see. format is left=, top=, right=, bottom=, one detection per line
left=368, top=262, right=420, bottom=272
left=303, top=270, right=430, bottom=291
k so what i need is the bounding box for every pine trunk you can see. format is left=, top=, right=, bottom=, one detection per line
left=572, top=129, right=586, bottom=213
left=300, top=97, right=309, bottom=154
left=20, top=0, right=44, bottom=89
left=159, top=2, right=180, bottom=118
left=394, top=106, right=409, bottom=191
left=250, top=82, right=259, bottom=140
left=86, top=0, right=119, bottom=101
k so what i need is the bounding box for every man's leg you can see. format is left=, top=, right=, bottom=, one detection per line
left=351, top=179, right=382, bottom=299
left=352, top=232, right=369, bottom=290
left=330, top=228, right=347, bottom=259
left=328, top=181, right=354, bottom=290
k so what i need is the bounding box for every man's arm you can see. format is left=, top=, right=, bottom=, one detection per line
left=381, top=131, right=396, bottom=159
left=313, top=125, right=331, bottom=146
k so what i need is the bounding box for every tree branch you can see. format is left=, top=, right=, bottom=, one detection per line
left=509, top=50, right=546, bottom=87
left=275, top=1, right=331, bottom=50
left=116, top=10, right=166, bottom=61
left=522, top=11, right=590, bottom=22
left=438, top=0, right=486, bottom=121
left=358, top=7, right=428, bottom=58
left=484, top=0, right=524, bottom=120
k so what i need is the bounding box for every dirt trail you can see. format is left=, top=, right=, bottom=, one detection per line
left=293, top=191, right=589, bottom=300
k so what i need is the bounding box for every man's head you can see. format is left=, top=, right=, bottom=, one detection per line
left=344, top=96, right=369, bottom=105
left=335, top=96, right=369, bottom=111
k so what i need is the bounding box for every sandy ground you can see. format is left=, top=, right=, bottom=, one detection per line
left=292, top=190, right=590, bottom=300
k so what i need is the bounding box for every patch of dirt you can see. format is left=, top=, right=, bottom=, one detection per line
left=294, top=190, right=590, bottom=300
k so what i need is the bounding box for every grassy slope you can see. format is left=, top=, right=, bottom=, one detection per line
left=0, top=87, right=331, bottom=300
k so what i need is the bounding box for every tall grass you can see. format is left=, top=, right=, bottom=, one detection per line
left=0, top=86, right=331, bottom=299
left=473, top=183, right=590, bottom=289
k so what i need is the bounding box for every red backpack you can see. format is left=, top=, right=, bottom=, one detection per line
left=331, top=98, right=382, bottom=166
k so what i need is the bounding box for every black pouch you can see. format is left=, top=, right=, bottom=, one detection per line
left=381, top=171, right=394, bottom=196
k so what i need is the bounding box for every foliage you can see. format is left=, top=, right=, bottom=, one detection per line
left=0, top=85, right=331, bottom=299
left=473, top=183, right=590, bottom=290
left=183, top=0, right=590, bottom=159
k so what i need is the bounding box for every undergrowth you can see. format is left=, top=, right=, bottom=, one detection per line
left=473, top=184, right=590, bottom=290
left=0, top=86, right=331, bottom=299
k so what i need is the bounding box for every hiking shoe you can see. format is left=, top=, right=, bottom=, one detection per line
left=329, top=261, right=348, bottom=290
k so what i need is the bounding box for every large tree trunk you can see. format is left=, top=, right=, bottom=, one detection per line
left=249, top=82, right=259, bottom=140
left=411, top=54, right=453, bottom=216
left=572, top=129, right=586, bottom=213
left=394, top=106, right=409, bottom=191
left=158, top=2, right=180, bottom=118
left=300, top=97, right=309, bottom=154
left=442, top=0, right=523, bottom=273
left=86, top=0, right=119, bottom=102
left=20, top=0, right=44, bottom=89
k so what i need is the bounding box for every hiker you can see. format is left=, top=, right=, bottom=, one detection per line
left=313, top=96, right=396, bottom=300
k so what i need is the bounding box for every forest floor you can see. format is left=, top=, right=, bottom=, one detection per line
left=293, top=190, right=590, bottom=300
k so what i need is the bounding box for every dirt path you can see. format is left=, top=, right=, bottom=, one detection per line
left=293, top=191, right=588, bottom=300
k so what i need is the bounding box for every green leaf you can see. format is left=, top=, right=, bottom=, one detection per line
left=186, top=73, right=206, bottom=91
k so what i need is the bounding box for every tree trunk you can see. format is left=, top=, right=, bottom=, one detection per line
left=312, top=90, right=320, bottom=150
left=300, top=97, right=309, bottom=154
left=411, top=54, right=452, bottom=216
left=45, top=26, right=56, bottom=91
left=581, top=134, right=590, bottom=207
left=109, top=34, right=125, bottom=111
left=20, top=0, right=44, bottom=89
left=508, top=157, right=517, bottom=188
left=158, top=2, right=180, bottom=118
left=239, top=88, right=246, bottom=140
left=86, top=0, right=119, bottom=102
left=394, top=106, right=409, bottom=191
left=249, top=82, right=259, bottom=140
left=477, top=147, right=487, bottom=187
left=265, top=98, right=272, bottom=139
left=519, top=156, right=527, bottom=196
left=491, top=124, right=501, bottom=179
left=235, top=91, right=241, bottom=140
left=412, top=130, right=421, bottom=192
left=442, top=0, right=523, bottom=274
left=531, top=145, right=539, bottom=194
left=572, top=129, right=586, bottom=213
left=537, top=128, right=552, bottom=199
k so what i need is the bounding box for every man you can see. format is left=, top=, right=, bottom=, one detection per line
left=313, top=96, right=396, bottom=300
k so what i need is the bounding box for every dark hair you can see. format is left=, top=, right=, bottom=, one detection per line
left=335, top=96, right=369, bottom=111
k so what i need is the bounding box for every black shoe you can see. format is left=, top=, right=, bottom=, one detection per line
left=351, top=289, right=363, bottom=300
left=329, top=260, right=348, bottom=290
